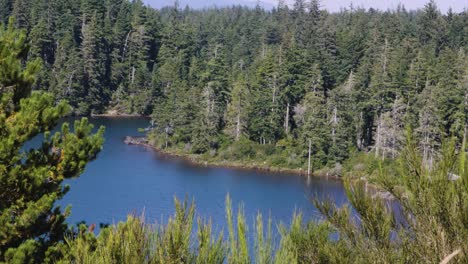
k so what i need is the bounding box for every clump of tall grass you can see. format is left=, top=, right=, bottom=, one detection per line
left=58, top=132, right=467, bottom=263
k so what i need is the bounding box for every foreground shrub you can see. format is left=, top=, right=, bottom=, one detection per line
left=58, top=132, right=467, bottom=264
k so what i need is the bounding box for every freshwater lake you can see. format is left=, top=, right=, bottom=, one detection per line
left=29, top=117, right=349, bottom=234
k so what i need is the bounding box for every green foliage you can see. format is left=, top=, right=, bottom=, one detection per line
left=0, top=17, right=41, bottom=107
left=225, top=195, right=249, bottom=264
left=4, top=0, right=464, bottom=171
left=0, top=19, right=105, bottom=263
left=60, top=195, right=341, bottom=264
left=56, top=137, right=468, bottom=264
left=314, top=131, right=468, bottom=263
left=1, top=2, right=468, bottom=263
left=254, top=214, right=272, bottom=264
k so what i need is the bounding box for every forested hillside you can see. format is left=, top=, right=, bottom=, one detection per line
left=1, top=0, right=467, bottom=170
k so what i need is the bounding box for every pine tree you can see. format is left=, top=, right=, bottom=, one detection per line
left=294, top=67, right=329, bottom=169
left=416, top=85, right=442, bottom=169
left=0, top=19, right=104, bottom=263
left=327, top=75, right=356, bottom=163
left=80, top=12, right=106, bottom=114
left=294, top=91, right=329, bottom=170
left=11, top=0, right=31, bottom=30
left=225, top=75, right=249, bottom=141
left=248, top=52, right=282, bottom=144
left=417, top=0, right=447, bottom=50
left=50, top=31, right=84, bottom=108
left=0, top=0, right=13, bottom=24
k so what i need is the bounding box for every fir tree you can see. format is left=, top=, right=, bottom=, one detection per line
left=0, top=18, right=104, bottom=263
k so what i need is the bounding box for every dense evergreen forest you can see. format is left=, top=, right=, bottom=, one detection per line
left=0, top=0, right=467, bottom=263
left=1, top=0, right=467, bottom=170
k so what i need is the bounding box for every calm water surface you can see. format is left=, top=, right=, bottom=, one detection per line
left=30, top=117, right=349, bottom=232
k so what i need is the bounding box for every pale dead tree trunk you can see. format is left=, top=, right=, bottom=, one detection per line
left=81, top=14, right=86, bottom=30
left=308, top=139, right=312, bottom=176
left=375, top=114, right=382, bottom=158
left=383, top=38, right=388, bottom=75
left=236, top=113, right=241, bottom=141
left=211, top=97, right=215, bottom=113
left=462, top=127, right=467, bottom=175
left=412, top=60, right=421, bottom=89
left=465, top=87, right=467, bottom=135
left=270, top=75, right=278, bottom=125
left=440, top=249, right=461, bottom=264
left=376, top=40, right=388, bottom=160
left=279, top=46, right=283, bottom=65
left=331, top=107, right=338, bottom=143
left=357, top=111, right=363, bottom=150
left=382, top=138, right=386, bottom=161
left=67, top=71, right=76, bottom=95
left=131, top=66, right=135, bottom=84
left=272, top=75, right=277, bottom=104
left=238, top=60, right=245, bottom=71
left=122, top=30, right=131, bottom=60
left=164, top=126, right=171, bottom=149
left=285, top=102, right=290, bottom=134
left=423, top=131, right=429, bottom=166
left=381, top=117, right=386, bottom=161
left=235, top=100, right=241, bottom=141
left=428, top=147, right=434, bottom=170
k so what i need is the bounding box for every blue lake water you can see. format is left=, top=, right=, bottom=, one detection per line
left=28, top=117, right=349, bottom=235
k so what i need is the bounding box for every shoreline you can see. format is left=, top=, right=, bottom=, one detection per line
left=123, top=136, right=394, bottom=200
left=91, top=113, right=150, bottom=118
left=91, top=110, right=150, bottom=118
left=123, top=136, right=343, bottom=180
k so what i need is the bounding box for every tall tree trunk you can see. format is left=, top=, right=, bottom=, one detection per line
left=308, top=138, right=312, bottom=176
left=357, top=112, right=363, bottom=150
left=375, top=114, right=382, bottom=158
left=285, top=102, right=290, bottom=134
left=423, top=132, right=429, bottom=167
left=235, top=107, right=241, bottom=141
left=331, top=107, right=337, bottom=143
left=383, top=38, right=388, bottom=75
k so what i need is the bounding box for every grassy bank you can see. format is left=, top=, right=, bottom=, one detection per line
left=130, top=135, right=345, bottom=178
left=130, top=134, right=397, bottom=182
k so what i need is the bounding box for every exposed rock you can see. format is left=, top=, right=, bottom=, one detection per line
left=372, top=191, right=396, bottom=200
left=124, top=136, right=148, bottom=145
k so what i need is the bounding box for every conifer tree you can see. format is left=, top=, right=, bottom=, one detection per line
left=225, top=75, right=249, bottom=141
left=0, top=0, right=13, bottom=24
left=0, top=19, right=104, bottom=263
